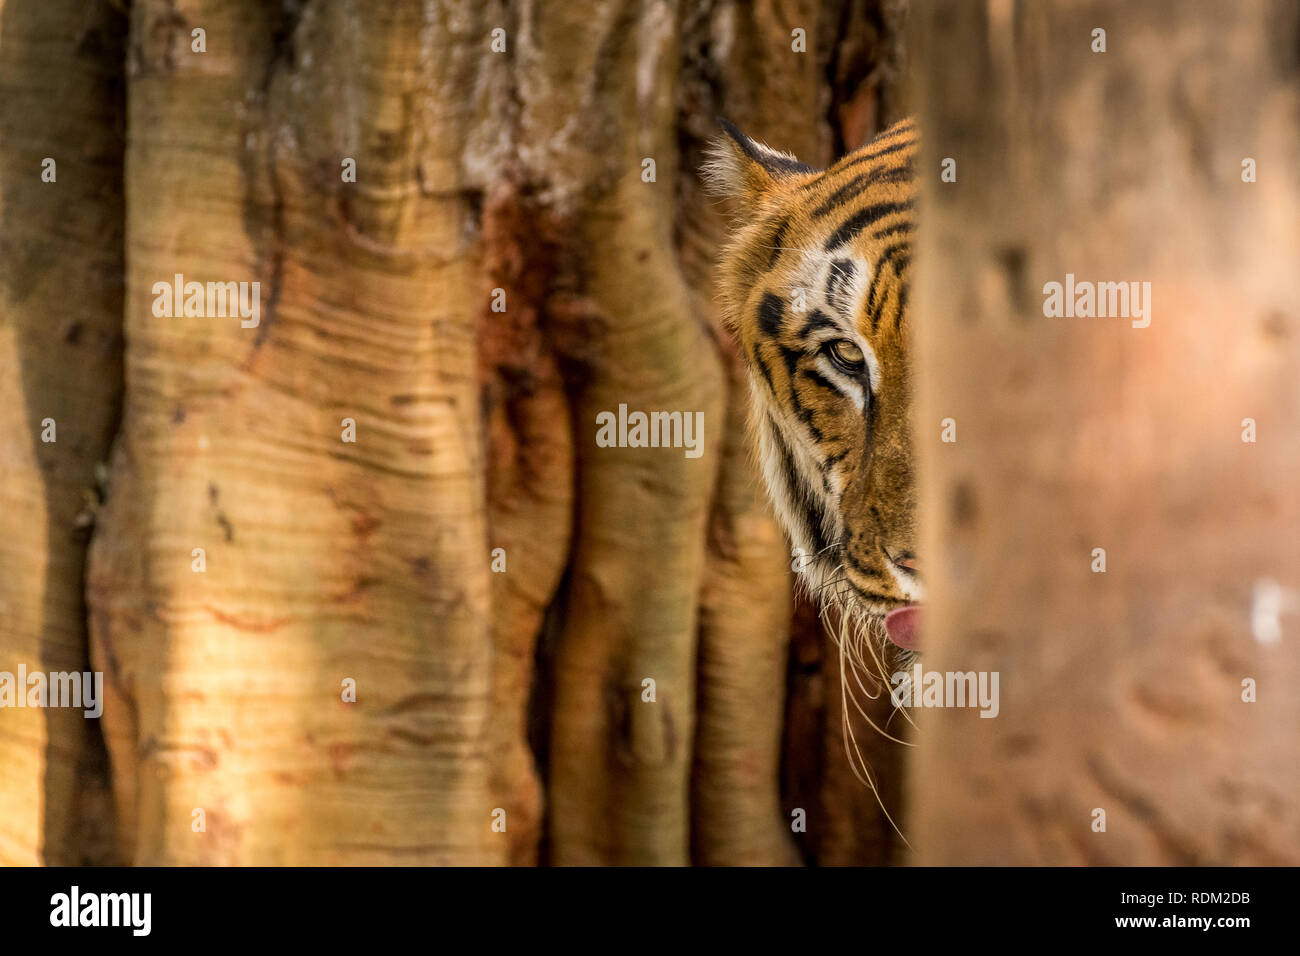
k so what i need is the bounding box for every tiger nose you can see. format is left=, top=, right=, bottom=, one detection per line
left=890, top=551, right=920, bottom=574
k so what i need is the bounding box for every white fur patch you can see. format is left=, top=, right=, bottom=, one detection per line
left=700, top=138, right=749, bottom=199
left=702, top=130, right=806, bottom=200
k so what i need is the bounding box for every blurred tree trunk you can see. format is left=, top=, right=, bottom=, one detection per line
left=911, top=0, right=1300, bottom=863
left=0, top=0, right=125, bottom=866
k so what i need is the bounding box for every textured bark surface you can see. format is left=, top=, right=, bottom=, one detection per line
left=479, top=187, right=574, bottom=866
left=0, top=0, right=125, bottom=866
left=87, top=0, right=500, bottom=865
left=911, top=0, right=1300, bottom=864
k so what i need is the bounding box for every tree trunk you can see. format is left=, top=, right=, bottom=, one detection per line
left=911, top=0, right=1300, bottom=864
left=87, top=0, right=500, bottom=865
left=0, top=0, right=125, bottom=866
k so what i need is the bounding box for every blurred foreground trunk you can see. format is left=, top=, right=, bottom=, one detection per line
left=911, top=0, right=1300, bottom=863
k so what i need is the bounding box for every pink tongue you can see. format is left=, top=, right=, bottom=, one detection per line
left=884, top=606, right=922, bottom=649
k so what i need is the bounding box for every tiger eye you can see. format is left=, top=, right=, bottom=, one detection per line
left=827, top=339, right=865, bottom=374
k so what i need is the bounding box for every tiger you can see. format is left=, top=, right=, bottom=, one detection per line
left=705, top=118, right=923, bottom=657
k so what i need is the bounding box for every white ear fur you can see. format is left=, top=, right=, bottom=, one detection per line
left=702, top=120, right=815, bottom=205
left=701, top=134, right=757, bottom=200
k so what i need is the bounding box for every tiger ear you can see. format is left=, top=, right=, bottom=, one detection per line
left=703, top=118, right=817, bottom=209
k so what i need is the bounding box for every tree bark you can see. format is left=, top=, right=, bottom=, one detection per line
left=87, top=0, right=500, bottom=865
left=528, top=0, right=728, bottom=864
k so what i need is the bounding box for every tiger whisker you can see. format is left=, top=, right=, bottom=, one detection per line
left=836, top=612, right=911, bottom=847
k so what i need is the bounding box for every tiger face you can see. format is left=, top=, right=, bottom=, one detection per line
left=707, top=119, right=922, bottom=650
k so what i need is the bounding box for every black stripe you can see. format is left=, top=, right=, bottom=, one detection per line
left=751, top=343, right=775, bottom=393
left=777, top=344, right=826, bottom=443
left=865, top=242, right=912, bottom=333
left=866, top=271, right=888, bottom=332
left=813, top=174, right=873, bottom=218
left=895, top=284, right=910, bottom=331
left=837, top=137, right=918, bottom=172
left=782, top=366, right=828, bottom=445
left=769, top=416, right=804, bottom=535
left=872, top=221, right=915, bottom=242
left=869, top=280, right=902, bottom=335
left=790, top=390, right=825, bottom=443
left=868, top=248, right=909, bottom=335
left=803, top=135, right=918, bottom=192
left=757, top=292, right=784, bottom=337
left=800, top=367, right=839, bottom=395
left=807, top=509, right=831, bottom=558
left=864, top=379, right=877, bottom=464
left=771, top=422, right=829, bottom=556
left=877, top=283, right=901, bottom=334
left=798, top=308, right=839, bottom=339
left=811, top=164, right=915, bottom=218
left=824, top=199, right=914, bottom=251
left=778, top=341, right=802, bottom=379
left=877, top=242, right=911, bottom=278
left=823, top=261, right=856, bottom=313
left=766, top=218, right=788, bottom=269
left=843, top=546, right=881, bottom=579
left=823, top=448, right=848, bottom=472
left=887, top=285, right=903, bottom=331
left=719, top=118, right=817, bottom=177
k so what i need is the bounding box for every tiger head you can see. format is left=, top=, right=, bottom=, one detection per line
left=706, top=118, right=922, bottom=651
